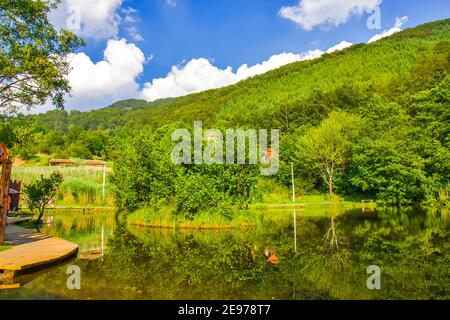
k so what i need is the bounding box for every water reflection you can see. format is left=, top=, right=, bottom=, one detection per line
left=1, top=207, right=449, bottom=300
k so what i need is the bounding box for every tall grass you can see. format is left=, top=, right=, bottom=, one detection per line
left=12, top=166, right=114, bottom=206
left=127, top=207, right=266, bottom=230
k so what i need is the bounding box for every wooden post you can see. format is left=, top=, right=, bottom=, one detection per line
left=0, top=159, right=12, bottom=245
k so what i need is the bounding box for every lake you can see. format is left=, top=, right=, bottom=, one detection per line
left=1, top=207, right=449, bottom=300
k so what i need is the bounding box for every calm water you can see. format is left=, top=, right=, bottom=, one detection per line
left=1, top=207, right=449, bottom=300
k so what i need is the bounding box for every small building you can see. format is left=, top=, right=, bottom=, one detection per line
left=8, top=180, right=21, bottom=212
left=84, top=160, right=106, bottom=166
left=49, top=159, right=76, bottom=167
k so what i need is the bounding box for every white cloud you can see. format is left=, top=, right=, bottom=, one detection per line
left=279, top=0, right=381, bottom=30
left=64, top=39, right=145, bottom=109
left=127, top=26, right=145, bottom=42
left=141, top=58, right=236, bottom=101
left=368, top=16, right=409, bottom=43
left=49, top=0, right=124, bottom=39
left=326, top=40, right=353, bottom=53
left=141, top=41, right=352, bottom=101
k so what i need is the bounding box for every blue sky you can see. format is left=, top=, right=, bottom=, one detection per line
left=120, top=0, right=450, bottom=78
left=42, top=0, right=450, bottom=112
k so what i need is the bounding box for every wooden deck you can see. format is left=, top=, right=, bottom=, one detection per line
left=0, top=225, right=78, bottom=282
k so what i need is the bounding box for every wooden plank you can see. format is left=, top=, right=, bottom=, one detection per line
left=0, top=284, right=20, bottom=289
left=0, top=225, right=78, bottom=273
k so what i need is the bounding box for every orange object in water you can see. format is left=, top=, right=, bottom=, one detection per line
left=267, top=254, right=280, bottom=265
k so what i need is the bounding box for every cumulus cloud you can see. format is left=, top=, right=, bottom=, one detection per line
left=65, top=39, right=145, bottom=109
left=326, top=40, right=354, bottom=53
left=49, top=0, right=124, bottom=39
left=279, top=0, right=381, bottom=30
left=368, top=16, right=409, bottom=43
left=141, top=41, right=352, bottom=101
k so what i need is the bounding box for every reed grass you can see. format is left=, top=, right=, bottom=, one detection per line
left=127, top=207, right=267, bottom=230
left=12, top=166, right=114, bottom=206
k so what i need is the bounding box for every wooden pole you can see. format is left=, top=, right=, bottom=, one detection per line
left=0, top=160, right=12, bottom=245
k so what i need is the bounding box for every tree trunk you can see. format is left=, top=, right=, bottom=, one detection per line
left=36, top=206, right=45, bottom=226
left=329, top=175, right=333, bottom=197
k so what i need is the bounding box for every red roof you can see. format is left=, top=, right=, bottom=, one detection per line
left=84, top=160, right=106, bottom=166
left=49, top=159, right=76, bottom=164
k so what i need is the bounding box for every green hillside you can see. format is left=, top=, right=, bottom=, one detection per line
left=26, top=19, right=450, bottom=130
left=3, top=19, right=450, bottom=207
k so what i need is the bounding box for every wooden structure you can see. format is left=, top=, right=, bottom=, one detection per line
left=9, top=180, right=21, bottom=212
left=84, top=160, right=106, bottom=166
left=0, top=224, right=78, bottom=282
left=48, top=158, right=76, bottom=166
left=0, top=144, right=12, bottom=245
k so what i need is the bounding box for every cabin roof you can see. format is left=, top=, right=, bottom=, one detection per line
left=49, top=159, right=76, bottom=164
left=84, top=160, right=105, bottom=166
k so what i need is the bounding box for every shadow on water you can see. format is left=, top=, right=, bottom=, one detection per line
left=1, top=207, right=449, bottom=300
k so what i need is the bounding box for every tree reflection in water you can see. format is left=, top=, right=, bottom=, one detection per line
left=0, top=208, right=448, bottom=300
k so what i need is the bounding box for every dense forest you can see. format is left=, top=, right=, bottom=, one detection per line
left=2, top=19, right=449, bottom=209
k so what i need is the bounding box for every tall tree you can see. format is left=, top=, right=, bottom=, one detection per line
left=298, top=111, right=361, bottom=196
left=0, top=0, right=84, bottom=114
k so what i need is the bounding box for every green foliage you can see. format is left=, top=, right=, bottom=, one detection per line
left=24, top=170, right=63, bottom=224
left=12, top=166, right=113, bottom=205
left=111, top=124, right=261, bottom=218
left=297, top=111, right=362, bottom=195
left=4, top=19, right=450, bottom=207
left=0, top=0, right=84, bottom=113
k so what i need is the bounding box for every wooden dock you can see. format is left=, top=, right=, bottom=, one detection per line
left=0, top=225, right=78, bottom=283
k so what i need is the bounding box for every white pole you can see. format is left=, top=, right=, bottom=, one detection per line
left=294, top=209, right=297, bottom=253
left=291, top=162, right=295, bottom=203
left=101, top=223, right=104, bottom=262
left=102, top=163, right=106, bottom=201
left=291, top=162, right=297, bottom=253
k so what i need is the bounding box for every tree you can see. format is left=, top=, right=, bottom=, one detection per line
left=24, top=171, right=63, bottom=225
left=0, top=0, right=84, bottom=114
left=298, top=111, right=361, bottom=196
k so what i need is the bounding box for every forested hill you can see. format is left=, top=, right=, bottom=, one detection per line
left=4, top=18, right=450, bottom=206
left=26, top=19, right=450, bottom=132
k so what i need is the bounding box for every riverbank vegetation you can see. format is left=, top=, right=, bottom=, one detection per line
left=9, top=207, right=447, bottom=300
left=2, top=19, right=449, bottom=215
left=12, top=166, right=114, bottom=206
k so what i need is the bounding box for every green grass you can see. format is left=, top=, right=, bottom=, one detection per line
left=128, top=207, right=267, bottom=230
left=0, top=244, right=12, bottom=252
left=12, top=165, right=114, bottom=206
left=126, top=204, right=358, bottom=230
